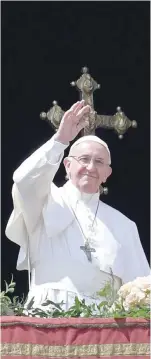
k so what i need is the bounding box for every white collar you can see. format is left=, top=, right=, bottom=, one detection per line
left=63, top=180, right=100, bottom=205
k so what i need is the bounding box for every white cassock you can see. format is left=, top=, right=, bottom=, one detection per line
left=5, top=135, right=150, bottom=309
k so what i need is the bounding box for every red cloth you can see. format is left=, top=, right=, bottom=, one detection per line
left=1, top=316, right=150, bottom=358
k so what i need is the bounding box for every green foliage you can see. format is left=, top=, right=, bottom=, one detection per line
left=0, top=275, right=25, bottom=316
left=0, top=276, right=150, bottom=319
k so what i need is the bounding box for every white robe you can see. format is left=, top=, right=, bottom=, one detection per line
left=5, top=135, right=150, bottom=309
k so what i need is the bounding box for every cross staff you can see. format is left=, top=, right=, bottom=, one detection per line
left=40, top=67, right=137, bottom=139
left=80, top=241, right=96, bottom=262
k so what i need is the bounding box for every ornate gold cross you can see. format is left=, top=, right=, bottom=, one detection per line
left=40, top=67, right=137, bottom=139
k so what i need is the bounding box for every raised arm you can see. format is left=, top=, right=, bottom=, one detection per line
left=7, top=100, right=91, bottom=234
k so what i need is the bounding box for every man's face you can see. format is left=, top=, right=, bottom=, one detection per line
left=64, top=141, right=112, bottom=193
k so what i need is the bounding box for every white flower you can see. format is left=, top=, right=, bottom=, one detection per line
left=133, top=276, right=151, bottom=292
left=123, top=288, right=145, bottom=310
left=117, top=275, right=151, bottom=311
left=117, top=281, right=134, bottom=298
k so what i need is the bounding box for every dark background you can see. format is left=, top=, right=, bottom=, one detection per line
left=2, top=1, right=150, bottom=297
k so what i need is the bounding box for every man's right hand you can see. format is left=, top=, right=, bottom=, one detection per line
left=55, top=100, right=91, bottom=145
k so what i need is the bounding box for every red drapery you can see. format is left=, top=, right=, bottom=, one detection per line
left=1, top=316, right=150, bottom=358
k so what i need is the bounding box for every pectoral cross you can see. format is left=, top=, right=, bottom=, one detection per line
left=80, top=241, right=96, bottom=262
left=40, top=66, right=137, bottom=139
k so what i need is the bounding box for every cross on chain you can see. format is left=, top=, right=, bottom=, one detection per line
left=80, top=241, right=96, bottom=262
left=40, top=66, right=137, bottom=139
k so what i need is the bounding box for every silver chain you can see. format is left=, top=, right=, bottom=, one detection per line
left=67, top=196, right=100, bottom=245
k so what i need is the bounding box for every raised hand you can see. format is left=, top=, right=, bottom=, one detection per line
left=55, top=100, right=91, bottom=144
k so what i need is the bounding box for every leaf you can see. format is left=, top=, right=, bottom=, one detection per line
left=97, top=281, right=113, bottom=298
left=12, top=296, right=19, bottom=305
left=8, top=283, right=16, bottom=289
left=1, top=296, right=12, bottom=304
left=52, top=309, right=65, bottom=318
left=74, top=296, right=82, bottom=309
left=97, top=301, right=108, bottom=308
left=41, top=300, right=64, bottom=310
left=7, top=288, right=15, bottom=294
left=0, top=291, right=6, bottom=298
left=24, top=297, right=35, bottom=310
left=4, top=281, right=9, bottom=293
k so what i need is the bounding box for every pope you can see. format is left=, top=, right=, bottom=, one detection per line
left=5, top=100, right=150, bottom=309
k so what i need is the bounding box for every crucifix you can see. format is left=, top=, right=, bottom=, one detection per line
left=40, top=66, right=137, bottom=139
left=80, top=241, right=96, bottom=262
